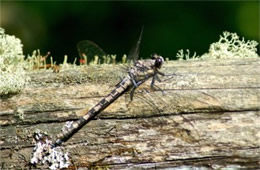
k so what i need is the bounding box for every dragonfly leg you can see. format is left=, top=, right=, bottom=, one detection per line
left=151, top=74, right=165, bottom=94
left=130, top=86, right=136, bottom=101
left=129, top=79, right=144, bottom=101
left=157, top=70, right=165, bottom=76
left=161, top=73, right=177, bottom=82
left=152, top=84, right=165, bottom=94
left=129, top=72, right=139, bottom=87
left=151, top=73, right=161, bottom=87
left=155, top=74, right=162, bottom=82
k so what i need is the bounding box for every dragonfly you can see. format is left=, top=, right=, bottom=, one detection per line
left=30, top=28, right=170, bottom=168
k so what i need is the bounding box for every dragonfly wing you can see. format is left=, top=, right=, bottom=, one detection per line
left=127, top=27, right=144, bottom=66
left=77, top=40, right=107, bottom=64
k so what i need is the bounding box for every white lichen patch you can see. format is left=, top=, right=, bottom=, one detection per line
left=0, top=28, right=23, bottom=63
left=201, top=31, right=259, bottom=59
left=30, top=130, right=70, bottom=170
left=0, top=27, right=29, bottom=95
left=177, top=31, right=259, bottom=60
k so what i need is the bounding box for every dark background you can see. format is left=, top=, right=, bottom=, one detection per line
left=1, top=1, right=259, bottom=63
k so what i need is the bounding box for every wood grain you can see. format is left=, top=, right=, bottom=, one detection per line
left=0, top=58, right=259, bottom=169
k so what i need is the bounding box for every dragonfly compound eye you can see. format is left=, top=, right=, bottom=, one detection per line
left=155, top=56, right=164, bottom=69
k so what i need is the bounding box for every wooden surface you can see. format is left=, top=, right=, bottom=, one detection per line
left=0, top=58, right=260, bottom=169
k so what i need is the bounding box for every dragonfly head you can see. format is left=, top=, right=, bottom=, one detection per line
left=151, top=53, right=164, bottom=69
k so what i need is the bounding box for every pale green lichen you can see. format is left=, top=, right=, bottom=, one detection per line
left=122, top=54, right=127, bottom=64
left=177, top=31, right=259, bottom=60
left=201, top=31, right=259, bottom=59
left=14, top=108, right=25, bottom=120
left=0, top=27, right=29, bottom=96
left=78, top=54, right=127, bottom=66
left=24, top=49, right=55, bottom=71
left=0, top=28, right=24, bottom=65
left=176, top=49, right=198, bottom=60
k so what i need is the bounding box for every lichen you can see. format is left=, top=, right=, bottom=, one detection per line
left=176, top=49, right=198, bottom=60
left=0, top=27, right=30, bottom=96
left=14, top=108, right=25, bottom=120
left=30, top=130, right=70, bottom=169
left=177, top=31, right=259, bottom=60
left=201, top=31, right=259, bottom=59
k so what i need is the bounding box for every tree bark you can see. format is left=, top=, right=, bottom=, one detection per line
left=0, top=58, right=260, bottom=169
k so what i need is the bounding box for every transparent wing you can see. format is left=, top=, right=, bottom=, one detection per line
left=127, top=26, right=144, bottom=66
left=123, top=27, right=146, bottom=105
left=126, top=83, right=200, bottom=143
left=77, top=40, right=107, bottom=64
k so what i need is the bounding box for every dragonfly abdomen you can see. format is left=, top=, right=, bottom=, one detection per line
left=54, top=77, right=132, bottom=146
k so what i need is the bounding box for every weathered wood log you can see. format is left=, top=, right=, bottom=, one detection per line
left=0, top=58, right=260, bottom=169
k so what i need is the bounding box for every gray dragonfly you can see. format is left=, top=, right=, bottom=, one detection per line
left=56, top=28, right=166, bottom=146
left=30, top=28, right=171, bottom=168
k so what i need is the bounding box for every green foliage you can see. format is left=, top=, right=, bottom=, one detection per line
left=0, top=27, right=29, bottom=96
